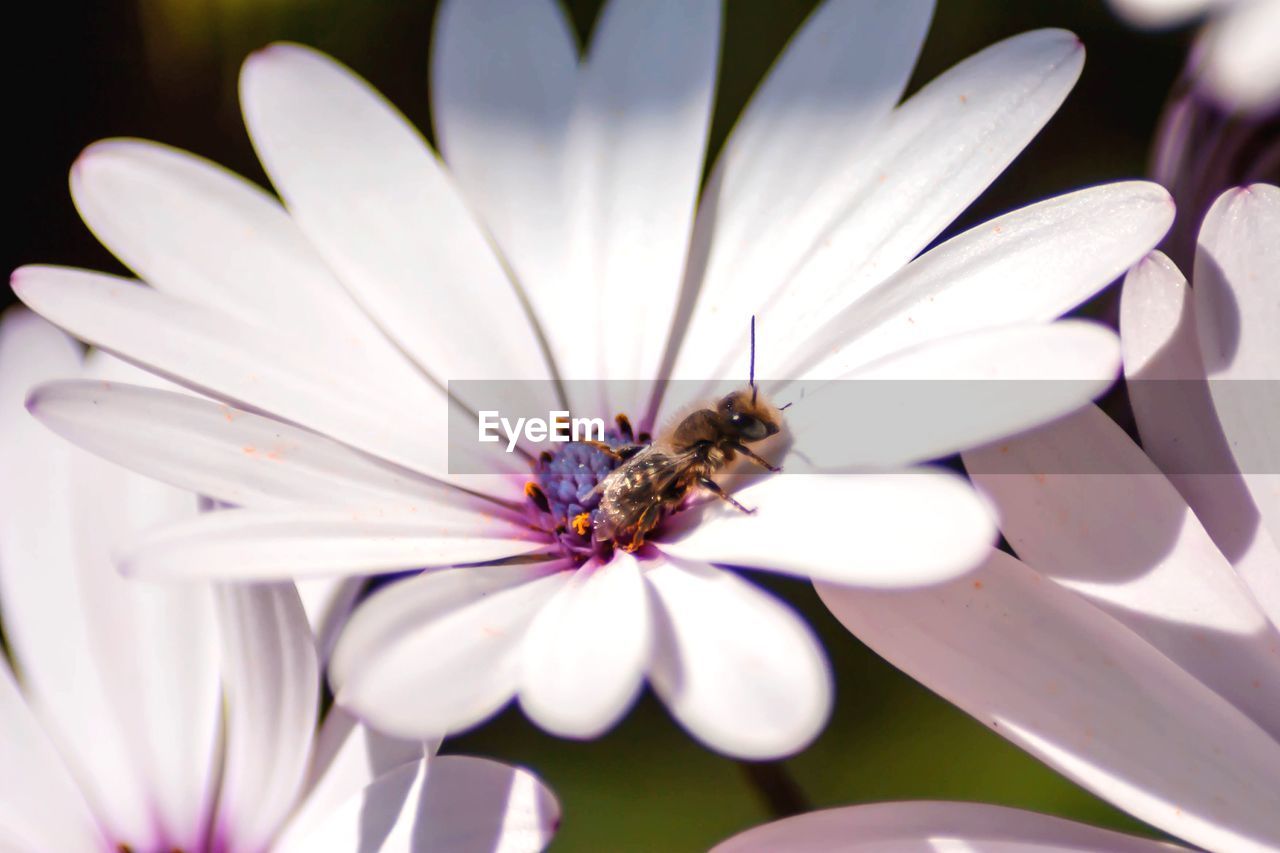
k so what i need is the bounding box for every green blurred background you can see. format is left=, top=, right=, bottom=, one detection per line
left=8, top=1, right=1193, bottom=850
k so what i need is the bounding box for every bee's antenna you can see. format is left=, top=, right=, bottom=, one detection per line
left=779, top=402, right=792, bottom=411
left=749, top=315, right=757, bottom=405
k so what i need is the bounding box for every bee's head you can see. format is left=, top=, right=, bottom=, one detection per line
left=717, top=388, right=783, bottom=443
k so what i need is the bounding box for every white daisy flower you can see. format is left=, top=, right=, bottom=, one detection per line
left=13, top=0, right=1172, bottom=758
left=1110, top=0, right=1280, bottom=111
left=0, top=311, right=559, bottom=852
left=714, top=801, right=1182, bottom=852
left=820, top=185, right=1280, bottom=852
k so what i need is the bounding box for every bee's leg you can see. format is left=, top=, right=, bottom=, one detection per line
left=582, top=440, right=645, bottom=461
left=731, top=443, right=782, bottom=473
left=622, top=505, right=663, bottom=551
left=698, top=477, right=756, bottom=515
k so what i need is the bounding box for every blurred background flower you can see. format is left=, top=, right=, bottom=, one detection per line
left=5, top=1, right=1275, bottom=851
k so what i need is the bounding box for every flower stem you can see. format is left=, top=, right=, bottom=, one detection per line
left=738, top=760, right=811, bottom=819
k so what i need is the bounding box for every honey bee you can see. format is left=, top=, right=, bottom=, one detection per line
left=585, top=318, right=787, bottom=552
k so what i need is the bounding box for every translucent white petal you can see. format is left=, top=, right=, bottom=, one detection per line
left=431, top=0, right=581, bottom=393
left=669, top=0, right=934, bottom=388
left=1195, top=185, right=1280, bottom=550
left=280, top=708, right=425, bottom=848
left=818, top=550, right=1280, bottom=853
left=124, top=508, right=544, bottom=581
left=296, top=577, right=366, bottom=663
left=0, top=311, right=219, bottom=849
left=239, top=44, right=556, bottom=416
left=1121, top=251, right=1280, bottom=629
left=646, top=558, right=831, bottom=759
left=331, top=566, right=572, bottom=738
left=215, top=583, right=319, bottom=852
left=674, top=29, right=1086, bottom=389
left=0, top=661, right=104, bottom=852
left=714, top=801, right=1184, bottom=852
left=25, top=379, right=485, bottom=510
left=658, top=471, right=993, bottom=588
left=70, top=139, right=429, bottom=402
left=966, top=404, right=1280, bottom=742
left=11, top=265, right=478, bottom=486
left=519, top=552, right=651, bottom=737
left=565, top=0, right=719, bottom=413
left=790, top=181, right=1173, bottom=380
left=782, top=321, right=1120, bottom=469
left=1201, top=0, right=1280, bottom=110
left=275, top=756, right=559, bottom=853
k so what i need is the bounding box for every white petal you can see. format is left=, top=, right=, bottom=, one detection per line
left=1195, top=185, right=1280, bottom=550
left=782, top=321, right=1120, bottom=469
left=239, top=44, right=556, bottom=415
left=0, top=660, right=104, bottom=851
left=431, top=0, right=581, bottom=393
left=658, top=471, right=994, bottom=588
left=124, top=508, right=544, bottom=580
left=714, top=801, right=1185, bottom=852
left=25, top=378, right=490, bottom=510
left=11, top=265, right=482, bottom=486
left=646, top=558, right=831, bottom=759
left=297, top=578, right=368, bottom=662
left=966, top=404, right=1280, bottom=742
left=280, top=708, right=425, bottom=847
left=790, top=181, right=1173, bottom=379
left=276, top=756, right=559, bottom=853
left=818, top=550, right=1280, bottom=853
left=1201, top=0, right=1280, bottom=110
left=669, top=0, right=934, bottom=388
left=0, top=311, right=220, bottom=850
left=566, top=0, right=719, bottom=413
left=674, top=28, right=1086, bottom=388
left=70, top=139, right=429, bottom=402
left=1109, top=0, right=1218, bottom=28
left=519, top=552, right=651, bottom=738
left=1121, top=251, right=1280, bottom=629
left=331, top=565, right=572, bottom=739
left=215, top=583, right=319, bottom=852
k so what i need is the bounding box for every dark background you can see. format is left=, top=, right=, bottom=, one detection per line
left=8, top=1, right=1194, bottom=850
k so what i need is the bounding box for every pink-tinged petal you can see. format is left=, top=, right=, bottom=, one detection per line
left=565, top=0, right=719, bottom=414
left=668, top=0, right=934, bottom=389
left=431, top=0, right=581, bottom=393
left=11, top=266, right=498, bottom=487
left=280, top=708, right=425, bottom=847
left=658, top=472, right=993, bottom=588
left=276, top=756, right=559, bottom=853
left=519, top=552, right=651, bottom=738
left=790, top=181, right=1173, bottom=380
left=239, top=44, right=557, bottom=419
left=714, top=801, right=1185, bottom=852
left=675, top=29, right=1085, bottom=389
left=818, top=550, right=1280, bottom=852
left=1201, top=0, right=1280, bottom=110
left=1121, top=251, right=1280, bottom=629
left=331, top=565, right=572, bottom=739
left=0, top=311, right=219, bottom=849
left=645, top=558, right=831, bottom=759
left=966, top=405, right=1280, bottom=743
left=0, top=660, right=105, bottom=851
left=215, top=583, right=319, bottom=852
left=122, top=508, right=543, bottom=581
left=1195, top=185, right=1280, bottom=549
left=69, top=139, right=429, bottom=402
left=783, top=321, right=1119, bottom=469
left=24, top=379, right=500, bottom=510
